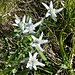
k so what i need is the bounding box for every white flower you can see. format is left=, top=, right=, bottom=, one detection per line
left=26, top=52, right=45, bottom=70
left=42, top=1, right=63, bottom=21
left=12, top=14, right=26, bottom=31
left=23, top=18, right=42, bottom=34
left=30, top=32, right=48, bottom=52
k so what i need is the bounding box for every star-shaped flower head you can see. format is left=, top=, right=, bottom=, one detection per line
left=23, top=17, right=42, bottom=34
left=26, top=52, right=45, bottom=70
left=30, top=32, right=48, bottom=52
left=42, top=1, right=63, bottom=21
left=13, top=14, right=26, bottom=31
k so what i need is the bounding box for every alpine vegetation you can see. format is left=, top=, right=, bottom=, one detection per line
left=1, top=0, right=74, bottom=75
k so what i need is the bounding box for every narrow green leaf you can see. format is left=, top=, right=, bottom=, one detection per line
left=59, top=30, right=68, bottom=62
left=38, top=67, right=53, bottom=74
left=36, top=48, right=50, bottom=66
left=0, top=67, right=14, bottom=75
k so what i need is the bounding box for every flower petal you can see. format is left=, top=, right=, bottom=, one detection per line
left=50, top=1, right=53, bottom=9
left=29, top=52, right=32, bottom=60
left=29, top=66, right=32, bottom=70
left=15, top=20, right=20, bottom=24
left=29, top=18, right=32, bottom=24
left=37, top=61, right=45, bottom=66
left=52, top=12, right=57, bottom=18
left=19, top=24, right=24, bottom=31
left=33, top=65, right=37, bottom=70
left=15, top=14, right=20, bottom=23
left=22, top=15, right=26, bottom=23
left=34, top=20, right=42, bottom=27
left=12, top=24, right=18, bottom=26
left=42, top=2, right=49, bottom=10
left=30, top=42, right=37, bottom=47
left=55, top=8, right=63, bottom=13
left=39, top=32, right=43, bottom=40
left=26, top=62, right=32, bottom=70
left=23, top=29, right=29, bottom=33
left=37, top=45, right=44, bottom=52
left=45, top=12, right=51, bottom=17
left=29, top=30, right=36, bottom=34
left=33, top=52, right=38, bottom=59
left=40, top=40, right=48, bottom=44
left=26, top=62, right=30, bottom=68
left=51, top=12, right=57, bottom=21
left=31, top=35, right=38, bottom=41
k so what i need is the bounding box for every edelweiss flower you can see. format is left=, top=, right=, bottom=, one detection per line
left=23, top=18, right=42, bottom=34
left=13, top=14, right=25, bottom=31
left=30, top=32, right=48, bottom=52
left=26, top=52, right=45, bottom=70
left=42, top=1, right=63, bottom=21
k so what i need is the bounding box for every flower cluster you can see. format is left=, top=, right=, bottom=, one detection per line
left=12, top=0, right=63, bottom=71
left=13, top=14, right=43, bottom=34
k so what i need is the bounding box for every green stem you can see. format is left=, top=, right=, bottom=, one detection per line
left=34, top=71, right=36, bottom=75
left=59, top=31, right=67, bottom=61
left=69, top=43, right=75, bottom=69
left=38, top=67, right=52, bottom=74
left=36, top=48, right=49, bottom=65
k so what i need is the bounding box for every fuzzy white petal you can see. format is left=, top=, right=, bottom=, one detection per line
left=34, top=20, right=42, bottom=27
left=45, top=12, right=51, bottom=17
left=33, top=52, right=38, bottom=59
left=37, top=45, right=44, bottom=52
left=29, top=18, right=32, bottom=24
left=30, top=42, right=37, bottom=47
left=42, top=2, right=49, bottom=10
left=23, top=29, right=29, bottom=33
left=26, top=62, right=32, bottom=70
left=50, top=1, right=53, bottom=9
left=52, top=12, right=57, bottom=18
left=33, top=65, right=37, bottom=70
left=37, top=61, right=45, bottom=66
left=39, top=32, right=43, bottom=40
left=31, top=35, right=38, bottom=41
left=26, top=62, right=30, bottom=68
left=19, top=24, right=24, bottom=31
left=15, top=14, right=20, bottom=23
left=12, top=24, right=18, bottom=26
left=15, top=20, right=20, bottom=24
left=29, top=30, right=36, bottom=33
left=40, top=40, right=48, bottom=44
left=55, top=8, right=63, bottom=13
left=22, top=15, right=26, bottom=23
left=29, top=52, right=32, bottom=59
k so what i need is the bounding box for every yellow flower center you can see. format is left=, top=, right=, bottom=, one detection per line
left=38, top=40, right=41, bottom=44
left=30, top=26, right=33, bottom=30
left=50, top=9, right=54, bottom=13
left=19, top=22, right=23, bottom=26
